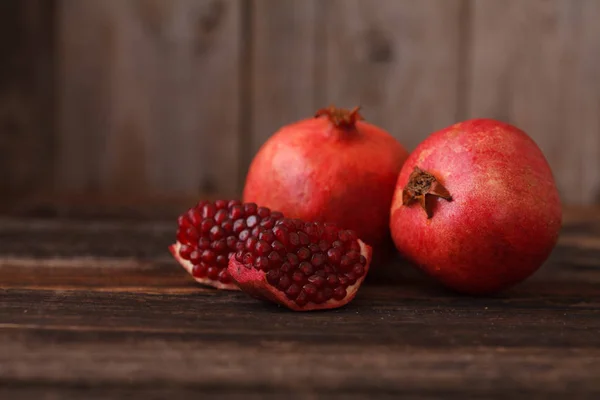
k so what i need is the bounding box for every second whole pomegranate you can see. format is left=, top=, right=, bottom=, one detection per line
left=243, top=106, right=409, bottom=259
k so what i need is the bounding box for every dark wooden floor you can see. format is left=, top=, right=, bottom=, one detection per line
left=1, top=210, right=599, bottom=399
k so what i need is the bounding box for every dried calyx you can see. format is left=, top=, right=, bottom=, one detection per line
left=315, top=105, right=363, bottom=129
left=402, top=167, right=452, bottom=218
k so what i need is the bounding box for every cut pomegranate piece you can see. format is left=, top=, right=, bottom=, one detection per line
left=169, top=200, right=284, bottom=290
left=228, top=218, right=373, bottom=311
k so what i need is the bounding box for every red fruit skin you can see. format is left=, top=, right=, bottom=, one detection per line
left=390, top=118, right=562, bottom=295
left=243, top=112, right=409, bottom=257
left=228, top=240, right=373, bottom=311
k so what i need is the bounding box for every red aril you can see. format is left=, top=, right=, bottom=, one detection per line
left=169, top=200, right=284, bottom=290
left=390, top=119, right=562, bottom=294
left=228, top=218, right=372, bottom=311
left=243, top=106, right=409, bottom=259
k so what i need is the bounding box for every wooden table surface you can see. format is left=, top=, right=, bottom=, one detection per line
left=1, top=210, right=599, bottom=399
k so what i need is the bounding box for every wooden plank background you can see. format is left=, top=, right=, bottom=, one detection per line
left=1, top=0, right=600, bottom=217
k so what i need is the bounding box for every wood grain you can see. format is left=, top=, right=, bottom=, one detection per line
left=56, top=0, right=241, bottom=201
left=1, top=210, right=600, bottom=398
left=467, top=0, right=600, bottom=205
left=0, top=0, right=55, bottom=212
left=248, top=0, right=321, bottom=166
left=323, top=0, right=464, bottom=151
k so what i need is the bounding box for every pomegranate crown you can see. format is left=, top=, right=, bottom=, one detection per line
left=315, top=105, right=364, bottom=129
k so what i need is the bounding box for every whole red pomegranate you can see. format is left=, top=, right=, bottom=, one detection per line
left=390, top=118, right=562, bottom=294
left=243, top=106, right=409, bottom=258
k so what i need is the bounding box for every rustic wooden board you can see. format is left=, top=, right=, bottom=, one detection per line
left=56, top=0, right=241, bottom=201
left=468, top=0, right=600, bottom=205
left=1, top=210, right=599, bottom=398
left=0, top=0, right=55, bottom=212
left=323, top=0, right=464, bottom=151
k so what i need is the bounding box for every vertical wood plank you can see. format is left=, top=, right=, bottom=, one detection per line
left=57, top=0, right=241, bottom=202
left=468, top=0, right=600, bottom=205
left=323, top=0, right=464, bottom=151
left=248, top=0, right=320, bottom=165
left=0, top=0, right=55, bottom=211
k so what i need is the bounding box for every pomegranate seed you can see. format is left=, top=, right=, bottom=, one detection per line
left=313, top=291, right=326, bottom=304
left=324, top=223, right=338, bottom=241
left=239, top=229, right=251, bottom=241
left=221, top=219, right=233, bottom=232
left=255, top=240, right=271, bottom=256
left=287, top=254, right=299, bottom=266
left=332, top=240, right=344, bottom=248
left=243, top=202, right=257, bottom=215
left=196, top=200, right=209, bottom=209
left=270, top=211, right=283, bottom=220
left=318, top=240, right=329, bottom=252
left=326, top=274, right=339, bottom=287
left=311, top=253, right=326, bottom=267
left=251, top=226, right=261, bottom=237
left=268, top=251, right=282, bottom=264
left=227, top=199, right=241, bottom=208
left=259, top=230, right=275, bottom=243
left=280, top=262, right=292, bottom=273
left=322, top=287, right=333, bottom=301
left=230, top=205, right=244, bottom=220
left=314, top=269, right=327, bottom=278
left=338, top=230, right=354, bottom=242
left=214, top=209, right=228, bottom=224
left=304, top=223, right=318, bottom=240
left=271, top=240, right=285, bottom=252
left=257, top=207, right=270, bottom=218
left=292, top=270, right=305, bottom=283
left=302, top=283, right=317, bottom=297
left=178, top=215, right=190, bottom=229
left=226, top=236, right=238, bottom=250
left=202, top=203, right=216, bottom=219
left=216, top=255, right=228, bottom=266
left=266, top=269, right=280, bottom=285
left=333, top=286, right=347, bottom=300
left=345, top=272, right=357, bottom=285
left=189, top=250, right=201, bottom=264
left=338, top=275, right=350, bottom=286
left=327, top=248, right=342, bottom=264
left=295, top=291, right=308, bottom=307
left=187, top=208, right=202, bottom=227
left=259, top=217, right=275, bottom=229
left=245, top=237, right=258, bottom=251
left=215, top=199, right=228, bottom=209
left=207, top=266, right=219, bottom=280
left=299, top=262, right=314, bottom=276
left=308, top=244, right=320, bottom=253
left=210, top=225, right=225, bottom=240
left=278, top=275, right=292, bottom=290
left=213, top=239, right=227, bottom=252
left=242, top=253, right=254, bottom=265
left=286, top=283, right=301, bottom=299
left=298, top=231, right=310, bottom=245
left=289, top=232, right=300, bottom=246
left=255, top=256, right=269, bottom=270
left=247, top=215, right=258, bottom=228
left=201, top=250, right=216, bottom=263
left=346, top=250, right=360, bottom=262
left=340, top=255, right=353, bottom=270
left=200, top=219, right=214, bottom=233
left=198, top=237, right=211, bottom=250
left=273, top=226, right=289, bottom=245
left=349, top=241, right=361, bottom=252
left=176, top=229, right=187, bottom=244
left=179, top=244, right=192, bottom=259
left=233, top=219, right=246, bottom=234
left=186, top=227, right=199, bottom=243
left=307, top=274, right=325, bottom=288
left=297, top=247, right=311, bottom=261
left=192, top=263, right=208, bottom=277
left=352, top=263, right=365, bottom=277
left=235, top=251, right=243, bottom=261
left=218, top=269, right=231, bottom=283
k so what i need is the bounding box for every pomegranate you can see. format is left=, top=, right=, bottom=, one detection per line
left=390, top=118, right=562, bottom=295
left=228, top=218, right=372, bottom=311
left=169, top=200, right=284, bottom=290
left=242, top=105, right=409, bottom=259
